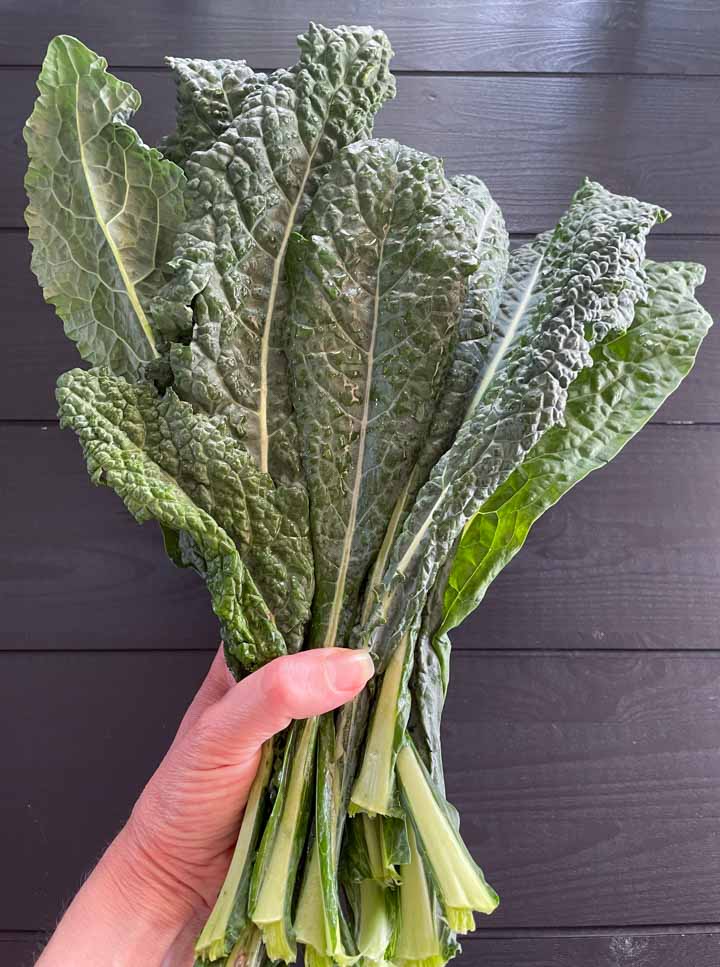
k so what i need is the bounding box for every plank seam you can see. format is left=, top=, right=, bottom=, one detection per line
left=2, top=647, right=720, bottom=657
left=4, top=418, right=720, bottom=428
left=5, top=227, right=720, bottom=240
left=3, top=924, right=720, bottom=939
left=467, top=923, right=720, bottom=938
left=5, top=222, right=719, bottom=235
left=3, top=63, right=720, bottom=79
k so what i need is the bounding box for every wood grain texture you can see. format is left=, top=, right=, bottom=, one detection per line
left=3, top=232, right=717, bottom=423
left=5, top=69, right=720, bottom=233
left=459, top=423, right=720, bottom=652
left=3, top=423, right=719, bottom=653
left=0, top=425, right=218, bottom=652
left=464, top=932, right=720, bottom=966
left=0, top=935, right=45, bottom=967
left=3, top=930, right=720, bottom=967
left=448, top=652, right=720, bottom=927
left=4, top=651, right=720, bottom=930
left=2, top=0, right=718, bottom=73
left=1, top=232, right=82, bottom=422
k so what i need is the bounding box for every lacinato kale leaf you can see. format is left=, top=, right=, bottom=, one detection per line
left=440, top=257, right=713, bottom=640
left=152, top=24, right=396, bottom=490
left=287, top=138, right=488, bottom=650
left=411, top=256, right=712, bottom=792
left=161, top=57, right=263, bottom=168
left=365, top=179, right=669, bottom=672
left=25, top=36, right=186, bottom=379
left=56, top=367, right=288, bottom=673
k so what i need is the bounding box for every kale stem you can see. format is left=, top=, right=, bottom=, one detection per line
left=195, top=739, right=274, bottom=962
left=397, top=741, right=498, bottom=930
left=250, top=717, right=318, bottom=962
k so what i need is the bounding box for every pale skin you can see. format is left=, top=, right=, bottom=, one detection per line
left=36, top=646, right=374, bottom=967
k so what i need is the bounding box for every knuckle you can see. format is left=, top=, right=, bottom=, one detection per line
left=179, top=705, right=227, bottom=764
left=192, top=704, right=223, bottom=745
left=262, top=657, right=298, bottom=711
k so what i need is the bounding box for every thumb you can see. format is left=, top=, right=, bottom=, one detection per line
left=190, top=648, right=374, bottom=767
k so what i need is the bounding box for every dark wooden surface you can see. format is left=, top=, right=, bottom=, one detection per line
left=465, top=932, right=720, bottom=966
left=3, top=0, right=719, bottom=73
left=8, top=932, right=720, bottom=967
left=1, top=3, right=718, bottom=965
left=5, top=652, right=720, bottom=930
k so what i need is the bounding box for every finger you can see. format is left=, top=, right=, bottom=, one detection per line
left=170, top=644, right=234, bottom=751
left=190, top=648, right=374, bottom=766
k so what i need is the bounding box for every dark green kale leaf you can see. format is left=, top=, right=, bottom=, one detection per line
left=56, top=366, right=303, bottom=673
left=24, top=36, right=186, bottom=380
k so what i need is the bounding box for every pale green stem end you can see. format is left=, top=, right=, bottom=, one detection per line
left=350, top=634, right=410, bottom=817
left=397, top=743, right=499, bottom=929
left=445, top=907, right=476, bottom=934
left=262, top=921, right=296, bottom=964
left=394, top=826, right=449, bottom=967
left=195, top=740, right=274, bottom=961
left=251, top=719, right=319, bottom=963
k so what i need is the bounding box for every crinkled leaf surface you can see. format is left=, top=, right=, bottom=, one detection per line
left=354, top=178, right=509, bottom=801
left=25, top=35, right=185, bottom=380
left=439, top=258, right=713, bottom=639
left=399, top=175, right=510, bottom=497
left=362, top=176, right=509, bottom=610
left=288, top=138, right=484, bottom=650
left=152, top=23, right=396, bottom=491
left=461, top=231, right=550, bottom=420
left=56, top=367, right=289, bottom=672
left=161, top=57, right=264, bottom=168
left=410, top=257, right=712, bottom=788
left=366, top=178, right=668, bottom=668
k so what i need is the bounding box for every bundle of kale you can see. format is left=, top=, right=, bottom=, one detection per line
left=25, top=25, right=712, bottom=967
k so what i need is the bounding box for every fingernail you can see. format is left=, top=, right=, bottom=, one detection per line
left=324, top=649, right=374, bottom=693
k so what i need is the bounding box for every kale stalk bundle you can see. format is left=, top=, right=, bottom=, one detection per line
left=25, top=25, right=712, bottom=967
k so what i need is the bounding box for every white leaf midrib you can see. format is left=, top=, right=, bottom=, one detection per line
left=395, top=248, right=545, bottom=584
left=74, top=71, right=159, bottom=361
left=257, top=59, right=377, bottom=475
left=322, top=224, right=389, bottom=648
left=365, top=201, right=505, bottom=603
left=465, top=248, right=544, bottom=420
left=257, top=148, right=314, bottom=474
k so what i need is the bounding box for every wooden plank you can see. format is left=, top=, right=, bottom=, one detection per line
left=464, top=933, right=720, bottom=966
left=456, top=423, right=720, bottom=652
left=2, top=0, right=719, bottom=73
left=3, top=931, right=718, bottom=967
left=6, top=69, right=720, bottom=233
left=0, top=424, right=218, bottom=652
left=1, top=232, right=83, bottom=422
left=1, top=932, right=718, bottom=967
left=3, top=231, right=717, bottom=423
left=0, top=935, right=44, bottom=967
left=3, top=422, right=720, bottom=653
left=3, top=651, right=720, bottom=929
left=447, top=652, right=720, bottom=927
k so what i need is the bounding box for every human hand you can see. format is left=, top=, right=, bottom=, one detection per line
left=36, top=646, right=374, bottom=966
